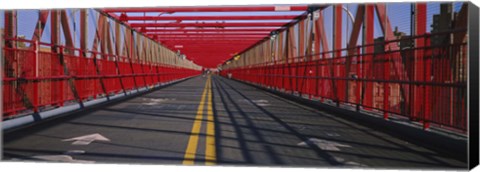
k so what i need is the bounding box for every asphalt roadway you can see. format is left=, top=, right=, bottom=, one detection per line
left=2, top=75, right=467, bottom=169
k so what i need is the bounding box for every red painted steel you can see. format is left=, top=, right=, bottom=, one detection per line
left=363, top=5, right=374, bottom=110
left=148, top=32, right=271, bottom=35
left=144, top=28, right=280, bottom=33
left=2, top=3, right=469, bottom=135
left=221, top=31, right=467, bottom=132
left=130, top=22, right=291, bottom=28
left=2, top=38, right=200, bottom=119
left=104, top=6, right=310, bottom=68
left=103, top=6, right=310, bottom=13
left=123, top=15, right=300, bottom=21
left=334, top=5, right=345, bottom=105
left=152, top=35, right=268, bottom=38
left=414, top=3, right=429, bottom=129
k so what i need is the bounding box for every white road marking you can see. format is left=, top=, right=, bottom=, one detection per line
left=32, top=155, right=95, bottom=163
left=332, top=157, right=368, bottom=167
left=297, top=138, right=351, bottom=151
left=326, top=132, right=341, bottom=137
left=65, top=150, right=86, bottom=155
left=239, top=99, right=271, bottom=106
left=62, top=133, right=110, bottom=145
left=142, top=98, right=175, bottom=105
left=252, top=100, right=270, bottom=106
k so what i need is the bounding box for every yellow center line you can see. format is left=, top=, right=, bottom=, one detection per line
left=182, top=76, right=210, bottom=165
left=205, top=75, right=216, bottom=165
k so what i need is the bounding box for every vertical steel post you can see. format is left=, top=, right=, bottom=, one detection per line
left=414, top=3, right=428, bottom=129
left=314, top=13, right=321, bottom=99
left=0, top=11, right=3, bottom=158
left=80, top=9, right=88, bottom=57
left=333, top=5, right=344, bottom=106
left=315, top=11, right=332, bottom=101
left=1, top=13, right=4, bottom=134
left=4, top=11, right=22, bottom=115
left=4, top=11, right=17, bottom=45
left=363, top=5, right=374, bottom=110
left=33, top=39, right=38, bottom=112
left=380, top=3, right=390, bottom=120
left=51, top=10, right=63, bottom=105
left=78, top=9, right=88, bottom=100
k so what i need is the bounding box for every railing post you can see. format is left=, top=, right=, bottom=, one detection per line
left=383, top=50, right=390, bottom=120
left=1, top=22, right=4, bottom=124
left=356, top=47, right=361, bottom=112
left=33, top=40, right=39, bottom=112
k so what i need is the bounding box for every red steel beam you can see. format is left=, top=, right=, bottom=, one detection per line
left=152, top=35, right=267, bottom=38
left=315, top=10, right=332, bottom=100
left=162, top=43, right=259, bottom=48
left=92, top=14, right=106, bottom=55
left=130, top=22, right=291, bottom=28
left=60, top=10, right=74, bottom=51
left=179, top=47, right=248, bottom=50
left=413, top=3, right=427, bottom=126
left=375, top=4, right=411, bottom=121
left=184, top=50, right=240, bottom=53
left=157, top=38, right=263, bottom=41
left=30, top=10, right=49, bottom=47
left=123, top=15, right=300, bottom=21
left=51, top=10, right=60, bottom=51
left=363, top=5, right=375, bottom=110
left=103, top=6, right=309, bottom=13
left=315, top=11, right=330, bottom=58
left=171, top=45, right=254, bottom=48
left=160, top=40, right=259, bottom=44
left=147, top=32, right=270, bottom=35
left=345, top=5, right=364, bottom=107
left=144, top=28, right=280, bottom=32
left=80, top=9, right=88, bottom=56
left=333, top=5, right=345, bottom=104
left=169, top=46, right=256, bottom=50
left=152, top=34, right=267, bottom=37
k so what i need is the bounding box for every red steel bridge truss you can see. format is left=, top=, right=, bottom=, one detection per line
left=1, top=3, right=469, bottom=134
left=219, top=3, right=468, bottom=132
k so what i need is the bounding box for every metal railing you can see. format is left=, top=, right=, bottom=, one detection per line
left=221, top=31, right=467, bottom=133
left=2, top=37, right=200, bottom=119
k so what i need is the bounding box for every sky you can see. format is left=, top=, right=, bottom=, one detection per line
left=0, top=2, right=465, bottom=65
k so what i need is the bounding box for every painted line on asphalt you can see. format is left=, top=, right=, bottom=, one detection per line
left=205, top=75, right=216, bottom=165
left=182, top=76, right=210, bottom=165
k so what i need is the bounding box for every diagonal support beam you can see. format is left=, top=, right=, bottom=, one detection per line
left=60, top=10, right=74, bottom=54
left=30, top=10, right=49, bottom=48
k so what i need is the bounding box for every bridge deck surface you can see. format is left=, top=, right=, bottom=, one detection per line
left=2, top=75, right=466, bottom=169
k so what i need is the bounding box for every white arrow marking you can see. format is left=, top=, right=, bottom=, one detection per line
left=32, top=155, right=95, bottom=163
left=65, top=150, right=86, bottom=155
left=297, top=138, right=351, bottom=151
left=240, top=99, right=271, bottom=106
left=142, top=98, right=175, bottom=105
left=62, top=133, right=110, bottom=145
left=253, top=100, right=270, bottom=106
left=326, top=132, right=341, bottom=137
left=331, top=157, right=368, bottom=167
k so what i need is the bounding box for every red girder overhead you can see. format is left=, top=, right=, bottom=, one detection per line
left=130, top=22, right=292, bottom=28
left=123, top=15, right=300, bottom=21
left=144, top=28, right=279, bottom=32
left=102, top=5, right=314, bottom=68
left=103, top=6, right=309, bottom=13
left=152, top=35, right=268, bottom=38
left=148, top=32, right=270, bottom=35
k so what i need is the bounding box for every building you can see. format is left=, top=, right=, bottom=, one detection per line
left=430, top=3, right=457, bottom=47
